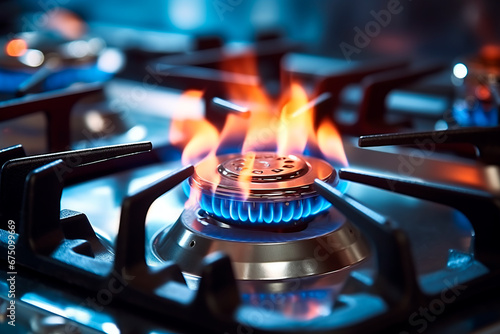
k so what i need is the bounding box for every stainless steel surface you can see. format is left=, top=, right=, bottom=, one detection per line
left=1, top=132, right=478, bottom=332
left=30, top=315, right=74, bottom=334
left=344, top=137, right=500, bottom=195
left=152, top=205, right=369, bottom=280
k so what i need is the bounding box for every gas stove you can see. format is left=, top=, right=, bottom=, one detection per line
left=1, top=7, right=500, bottom=334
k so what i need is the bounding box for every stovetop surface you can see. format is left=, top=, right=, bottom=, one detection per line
left=0, top=34, right=499, bottom=333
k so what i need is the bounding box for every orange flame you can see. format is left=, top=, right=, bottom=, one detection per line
left=317, top=118, right=348, bottom=167
left=277, top=82, right=316, bottom=156
left=218, top=51, right=277, bottom=153
left=217, top=51, right=347, bottom=166
left=237, top=152, right=256, bottom=200
left=172, top=52, right=348, bottom=203
left=169, top=90, right=220, bottom=166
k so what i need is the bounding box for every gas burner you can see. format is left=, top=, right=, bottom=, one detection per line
left=153, top=205, right=369, bottom=280
left=153, top=153, right=367, bottom=281
left=189, top=152, right=337, bottom=228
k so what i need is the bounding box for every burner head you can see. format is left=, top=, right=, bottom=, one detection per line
left=153, top=205, right=369, bottom=280
left=189, top=152, right=337, bottom=228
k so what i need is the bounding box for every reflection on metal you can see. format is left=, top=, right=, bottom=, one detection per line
left=153, top=206, right=369, bottom=280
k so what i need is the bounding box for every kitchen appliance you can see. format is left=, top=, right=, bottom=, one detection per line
left=1, top=2, right=500, bottom=334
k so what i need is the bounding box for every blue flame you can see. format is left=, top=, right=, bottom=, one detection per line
left=241, top=289, right=330, bottom=303
left=198, top=192, right=332, bottom=226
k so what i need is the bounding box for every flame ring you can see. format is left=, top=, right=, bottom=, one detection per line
left=188, top=152, right=338, bottom=228
left=198, top=193, right=332, bottom=226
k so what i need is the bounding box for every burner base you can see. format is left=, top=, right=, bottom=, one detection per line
left=152, top=206, right=369, bottom=280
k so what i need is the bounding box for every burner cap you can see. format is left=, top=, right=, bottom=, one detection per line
left=218, top=153, right=309, bottom=182
left=189, top=152, right=337, bottom=228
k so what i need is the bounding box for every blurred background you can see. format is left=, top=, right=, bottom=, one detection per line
left=1, top=0, right=500, bottom=154
left=2, top=0, right=500, bottom=60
